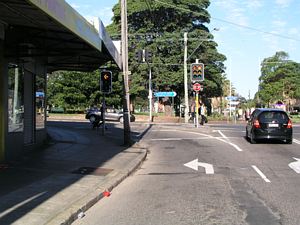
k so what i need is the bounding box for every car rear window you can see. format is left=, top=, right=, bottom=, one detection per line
left=258, top=111, right=288, bottom=123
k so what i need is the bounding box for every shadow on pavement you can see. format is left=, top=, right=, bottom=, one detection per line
left=0, top=120, right=142, bottom=224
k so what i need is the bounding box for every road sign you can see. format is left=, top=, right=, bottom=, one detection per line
left=229, top=101, right=240, bottom=106
left=154, top=92, right=177, bottom=97
left=193, top=83, right=201, bottom=91
left=226, top=96, right=238, bottom=101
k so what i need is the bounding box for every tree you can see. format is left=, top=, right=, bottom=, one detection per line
left=106, top=0, right=226, bottom=110
left=47, top=70, right=124, bottom=112
left=257, top=51, right=300, bottom=109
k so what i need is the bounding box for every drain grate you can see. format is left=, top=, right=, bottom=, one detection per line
left=71, top=167, right=113, bottom=176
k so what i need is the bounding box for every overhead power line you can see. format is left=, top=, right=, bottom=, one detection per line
left=154, top=0, right=300, bottom=42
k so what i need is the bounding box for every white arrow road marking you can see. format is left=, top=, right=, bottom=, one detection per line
left=251, top=165, right=271, bottom=183
left=293, top=139, right=300, bottom=145
left=288, top=157, right=300, bottom=173
left=184, top=159, right=214, bottom=174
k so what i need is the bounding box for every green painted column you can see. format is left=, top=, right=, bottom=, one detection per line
left=0, top=41, right=5, bottom=162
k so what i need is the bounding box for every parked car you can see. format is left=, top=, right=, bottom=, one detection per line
left=246, top=108, right=293, bottom=144
left=85, top=107, right=135, bottom=124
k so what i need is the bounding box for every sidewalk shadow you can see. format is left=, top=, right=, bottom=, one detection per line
left=0, top=120, right=141, bottom=224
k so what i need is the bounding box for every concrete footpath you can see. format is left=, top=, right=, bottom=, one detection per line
left=0, top=120, right=148, bottom=225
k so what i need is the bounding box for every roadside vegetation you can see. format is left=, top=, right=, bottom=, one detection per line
left=47, top=1, right=300, bottom=120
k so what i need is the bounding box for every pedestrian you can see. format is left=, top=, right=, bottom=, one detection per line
left=199, top=103, right=207, bottom=125
left=189, top=101, right=195, bottom=122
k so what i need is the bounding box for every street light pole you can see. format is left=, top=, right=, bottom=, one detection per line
left=184, top=32, right=189, bottom=123
left=121, top=0, right=131, bottom=145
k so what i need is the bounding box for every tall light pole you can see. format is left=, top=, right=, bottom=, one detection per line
left=121, top=0, right=131, bottom=145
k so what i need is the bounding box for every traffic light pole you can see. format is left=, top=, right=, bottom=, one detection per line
left=195, top=91, right=199, bottom=128
left=102, top=94, right=106, bottom=136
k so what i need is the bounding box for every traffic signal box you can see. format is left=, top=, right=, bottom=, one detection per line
left=135, top=49, right=152, bottom=63
left=191, top=63, right=204, bottom=82
left=135, top=50, right=142, bottom=62
left=100, top=70, right=112, bottom=93
left=145, top=49, right=152, bottom=63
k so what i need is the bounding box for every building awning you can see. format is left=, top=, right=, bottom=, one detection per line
left=0, top=0, right=121, bottom=71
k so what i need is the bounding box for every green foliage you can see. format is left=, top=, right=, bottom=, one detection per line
left=47, top=0, right=227, bottom=112
left=257, top=51, right=300, bottom=106
left=47, top=70, right=124, bottom=112
left=107, top=0, right=226, bottom=103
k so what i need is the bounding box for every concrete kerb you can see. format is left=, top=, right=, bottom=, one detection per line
left=46, top=143, right=147, bottom=225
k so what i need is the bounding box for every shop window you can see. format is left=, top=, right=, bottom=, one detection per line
left=8, top=64, right=24, bottom=132
left=35, top=74, right=45, bottom=129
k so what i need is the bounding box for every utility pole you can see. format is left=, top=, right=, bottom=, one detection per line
left=121, top=0, right=131, bottom=145
left=148, top=66, right=152, bottom=122
left=184, top=32, right=189, bottom=123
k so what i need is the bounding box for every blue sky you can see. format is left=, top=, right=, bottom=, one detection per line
left=66, top=0, right=300, bottom=99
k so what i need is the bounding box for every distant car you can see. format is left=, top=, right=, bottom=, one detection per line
left=246, top=108, right=293, bottom=144
left=85, top=107, right=135, bottom=123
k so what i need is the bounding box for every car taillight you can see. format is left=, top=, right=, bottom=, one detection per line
left=287, top=119, right=292, bottom=128
left=253, top=119, right=260, bottom=128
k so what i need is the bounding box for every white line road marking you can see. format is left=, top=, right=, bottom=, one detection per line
left=288, top=158, right=300, bottom=173
left=213, top=129, right=246, bottom=133
left=293, top=139, right=300, bottom=145
left=151, top=136, right=242, bottom=141
left=217, top=130, right=228, bottom=139
left=216, top=137, right=243, bottom=152
left=150, top=129, right=244, bottom=152
left=216, top=130, right=243, bottom=152
left=251, top=165, right=271, bottom=183
left=151, top=137, right=214, bottom=141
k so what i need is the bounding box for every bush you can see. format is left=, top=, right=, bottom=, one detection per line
left=50, top=107, right=64, bottom=113
left=65, top=108, right=86, bottom=114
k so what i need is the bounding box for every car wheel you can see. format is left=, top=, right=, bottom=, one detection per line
left=119, top=116, right=124, bottom=124
left=89, top=115, right=96, bottom=123
left=250, top=131, right=256, bottom=144
left=245, top=129, right=249, bottom=140
left=286, top=139, right=293, bottom=144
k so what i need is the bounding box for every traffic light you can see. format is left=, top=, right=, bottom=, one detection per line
left=190, top=63, right=204, bottom=82
left=135, top=50, right=142, bottom=62
left=145, top=49, right=152, bottom=63
left=100, top=70, right=112, bottom=93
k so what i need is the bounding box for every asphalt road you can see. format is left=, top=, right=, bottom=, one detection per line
left=73, top=123, right=300, bottom=225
